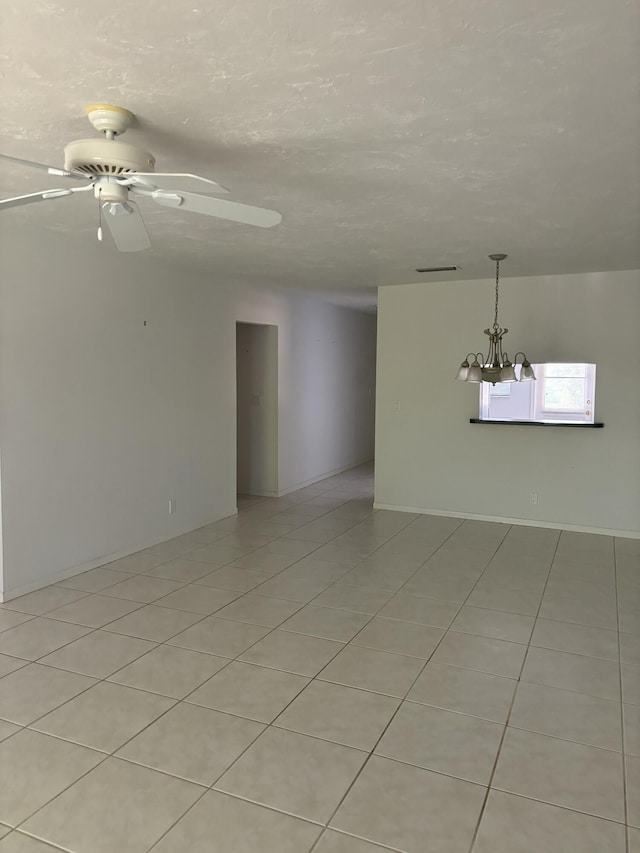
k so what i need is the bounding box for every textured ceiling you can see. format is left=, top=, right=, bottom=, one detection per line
left=1, top=0, right=639, bottom=303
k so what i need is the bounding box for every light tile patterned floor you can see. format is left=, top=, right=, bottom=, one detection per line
left=0, top=463, right=638, bottom=852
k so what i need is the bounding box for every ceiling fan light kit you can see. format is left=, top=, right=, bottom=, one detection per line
left=456, top=254, right=536, bottom=385
left=0, top=104, right=282, bottom=252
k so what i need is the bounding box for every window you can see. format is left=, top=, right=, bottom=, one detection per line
left=535, top=363, right=596, bottom=422
left=480, top=363, right=596, bottom=424
left=489, top=383, right=511, bottom=398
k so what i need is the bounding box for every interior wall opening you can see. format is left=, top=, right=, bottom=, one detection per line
left=236, top=321, right=279, bottom=498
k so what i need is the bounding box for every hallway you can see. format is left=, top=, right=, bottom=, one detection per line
left=0, top=465, right=637, bottom=852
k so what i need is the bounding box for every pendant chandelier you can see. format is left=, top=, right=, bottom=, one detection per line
left=455, top=253, right=536, bottom=385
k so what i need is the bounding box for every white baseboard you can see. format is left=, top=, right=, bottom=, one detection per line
left=373, top=502, right=640, bottom=539
left=273, top=458, right=374, bottom=498
left=0, top=507, right=239, bottom=603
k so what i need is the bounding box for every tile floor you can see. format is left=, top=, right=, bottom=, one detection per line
left=0, top=464, right=638, bottom=852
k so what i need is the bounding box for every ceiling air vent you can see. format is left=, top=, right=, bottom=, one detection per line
left=415, top=265, right=459, bottom=273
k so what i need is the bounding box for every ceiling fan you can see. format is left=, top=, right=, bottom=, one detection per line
left=0, top=104, right=282, bottom=252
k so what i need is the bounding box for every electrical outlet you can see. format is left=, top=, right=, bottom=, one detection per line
left=392, top=401, right=401, bottom=413
left=168, top=499, right=176, bottom=515
left=530, top=492, right=538, bottom=505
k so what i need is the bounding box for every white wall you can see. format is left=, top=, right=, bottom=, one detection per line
left=0, top=226, right=376, bottom=599
left=236, top=322, right=279, bottom=496
left=375, top=270, right=640, bottom=537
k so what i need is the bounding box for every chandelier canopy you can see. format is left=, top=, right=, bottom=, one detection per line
left=455, top=254, right=536, bottom=385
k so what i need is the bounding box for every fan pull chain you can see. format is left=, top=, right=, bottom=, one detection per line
left=97, top=187, right=103, bottom=242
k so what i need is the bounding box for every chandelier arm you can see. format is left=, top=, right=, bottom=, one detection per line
left=512, top=351, right=528, bottom=363
left=488, top=336, right=498, bottom=367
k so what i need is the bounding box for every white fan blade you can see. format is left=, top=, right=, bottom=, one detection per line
left=0, top=188, right=75, bottom=209
left=127, top=173, right=229, bottom=195
left=152, top=191, right=282, bottom=228
left=103, top=200, right=151, bottom=252
left=0, top=152, right=85, bottom=179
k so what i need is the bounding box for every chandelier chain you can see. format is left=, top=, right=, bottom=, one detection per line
left=493, top=257, right=500, bottom=330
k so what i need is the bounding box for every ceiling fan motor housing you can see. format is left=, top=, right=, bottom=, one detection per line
left=64, top=138, right=155, bottom=177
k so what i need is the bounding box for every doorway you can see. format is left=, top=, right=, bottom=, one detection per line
left=236, top=322, right=279, bottom=497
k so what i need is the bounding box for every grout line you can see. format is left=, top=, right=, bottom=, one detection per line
left=307, top=520, right=506, bottom=851
left=486, top=785, right=629, bottom=825
left=146, top=791, right=325, bottom=853
left=467, top=526, right=560, bottom=852
left=312, top=826, right=405, bottom=853
left=9, top=829, right=73, bottom=852
left=0, top=590, right=93, bottom=618
left=614, top=540, right=631, bottom=853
